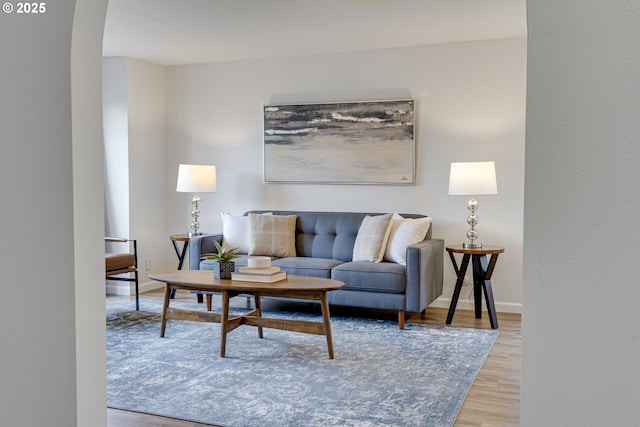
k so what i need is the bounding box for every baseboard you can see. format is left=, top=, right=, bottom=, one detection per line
left=429, top=295, right=522, bottom=314
left=105, top=280, right=163, bottom=296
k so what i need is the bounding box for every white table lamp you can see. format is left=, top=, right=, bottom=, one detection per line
left=448, top=161, right=497, bottom=248
left=176, top=164, right=217, bottom=236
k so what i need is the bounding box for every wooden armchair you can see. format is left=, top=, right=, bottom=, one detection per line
left=105, top=237, right=139, bottom=310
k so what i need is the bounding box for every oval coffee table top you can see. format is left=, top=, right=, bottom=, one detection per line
left=149, top=270, right=345, bottom=293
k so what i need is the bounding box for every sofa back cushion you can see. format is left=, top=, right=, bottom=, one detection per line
left=245, top=211, right=430, bottom=262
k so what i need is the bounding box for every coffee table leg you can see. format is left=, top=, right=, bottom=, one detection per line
left=319, top=292, right=335, bottom=359
left=220, top=290, right=230, bottom=357
left=254, top=294, right=263, bottom=339
left=160, top=283, right=171, bottom=337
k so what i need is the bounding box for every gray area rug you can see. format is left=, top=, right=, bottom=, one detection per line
left=107, top=300, right=498, bottom=427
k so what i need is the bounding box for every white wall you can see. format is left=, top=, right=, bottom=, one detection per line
left=165, top=38, right=527, bottom=311
left=72, top=1, right=110, bottom=424
left=523, top=1, right=640, bottom=425
left=0, top=0, right=108, bottom=426
left=127, top=58, right=169, bottom=285
left=103, top=57, right=169, bottom=291
left=103, top=57, right=130, bottom=238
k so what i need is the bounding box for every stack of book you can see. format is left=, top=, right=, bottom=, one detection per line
left=231, top=265, right=287, bottom=283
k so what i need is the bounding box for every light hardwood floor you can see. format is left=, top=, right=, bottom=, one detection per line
left=106, top=289, right=520, bottom=427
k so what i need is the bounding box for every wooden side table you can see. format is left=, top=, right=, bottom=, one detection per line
left=169, top=234, right=191, bottom=300
left=169, top=234, right=191, bottom=270
left=445, top=244, right=504, bottom=329
left=170, top=233, right=210, bottom=302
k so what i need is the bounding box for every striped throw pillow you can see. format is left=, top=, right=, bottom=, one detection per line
left=248, top=213, right=297, bottom=258
left=352, top=213, right=393, bottom=262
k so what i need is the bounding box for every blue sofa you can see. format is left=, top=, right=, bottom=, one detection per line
left=189, top=211, right=444, bottom=329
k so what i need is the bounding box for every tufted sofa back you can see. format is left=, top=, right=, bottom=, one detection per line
left=245, top=211, right=430, bottom=262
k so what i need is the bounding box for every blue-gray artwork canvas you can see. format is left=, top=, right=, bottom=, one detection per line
left=264, top=100, right=414, bottom=184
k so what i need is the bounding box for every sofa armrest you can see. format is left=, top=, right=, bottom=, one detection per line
left=188, top=234, right=223, bottom=270
left=404, top=238, right=444, bottom=312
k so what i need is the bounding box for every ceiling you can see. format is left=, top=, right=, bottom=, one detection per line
left=103, top=0, right=527, bottom=66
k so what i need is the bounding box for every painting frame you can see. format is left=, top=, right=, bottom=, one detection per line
left=263, top=99, right=415, bottom=185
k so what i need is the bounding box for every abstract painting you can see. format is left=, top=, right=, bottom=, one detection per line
left=263, top=100, right=415, bottom=184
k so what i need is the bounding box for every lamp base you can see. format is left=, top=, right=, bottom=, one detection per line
left=463, top=242, right=483, bottom=249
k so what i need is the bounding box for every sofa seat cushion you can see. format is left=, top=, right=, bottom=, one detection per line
left=332, top=261, right=406, bottom=293
left=272, top=257, right=343, bottom=279
left=199, top=255, right=277, bottom=271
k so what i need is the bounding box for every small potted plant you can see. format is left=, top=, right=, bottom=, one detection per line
left=202, top=240, right=240, bottom=279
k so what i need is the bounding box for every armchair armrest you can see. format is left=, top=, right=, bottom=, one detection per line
left=404, top=238, right=444, bottom=312
left=105, top=237, right=134, bottom=244
left=188, top=234, right=223, bottom=270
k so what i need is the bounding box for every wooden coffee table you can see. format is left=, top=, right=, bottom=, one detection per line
left=148, top=270, right=345, bottom=359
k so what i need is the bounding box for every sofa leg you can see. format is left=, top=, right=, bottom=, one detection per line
left=398, top=310, right=405, bottom=330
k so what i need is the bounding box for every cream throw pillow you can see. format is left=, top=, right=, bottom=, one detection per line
left=221, top=212, right=272, bottom=253
left=248, top=213, right=297, bottom=257
left=221, top=212, right=250, bottom=253
left=352, top=213, right=393, bottom=262
left=384, top=213, right=432, bottom=264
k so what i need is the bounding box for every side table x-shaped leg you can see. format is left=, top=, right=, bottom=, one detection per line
left=169, top=234, right=194, bottom=300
